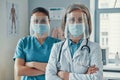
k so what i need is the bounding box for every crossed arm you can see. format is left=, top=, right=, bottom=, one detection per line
left=14, top=58, right=47, bottom=76
left=57, top=65, right=99, bottom=80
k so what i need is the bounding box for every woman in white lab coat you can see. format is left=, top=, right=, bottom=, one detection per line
left=46, top=4, right=103, bottom=80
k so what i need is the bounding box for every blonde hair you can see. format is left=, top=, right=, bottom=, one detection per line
left=61, top=4, right=92, bottom=35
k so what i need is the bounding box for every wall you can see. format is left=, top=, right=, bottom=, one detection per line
left=28, top=0, right=90, bottom=13
left=0, top=0, right=28, bottom=80
left=28, top=0, right=90, bottom=16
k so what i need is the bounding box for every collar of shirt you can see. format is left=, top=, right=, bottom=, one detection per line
left=33, top=36, right=50, bottom=47
left=68, top=38, right=83, bottom=47
left=68, top=39, right=83, bottom=58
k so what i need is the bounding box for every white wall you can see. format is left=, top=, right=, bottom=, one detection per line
left=0, top=0, right=28, bottom=80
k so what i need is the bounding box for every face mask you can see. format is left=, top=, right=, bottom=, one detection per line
left=33, top=24, right=49, bottom=35
left=68, top=23, right=83, bottom=37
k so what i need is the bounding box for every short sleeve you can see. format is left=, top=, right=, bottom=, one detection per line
left=13, top=38, right=26, bottom=61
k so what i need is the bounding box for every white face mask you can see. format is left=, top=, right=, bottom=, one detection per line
left=33, top=24, right=49, bottom=35
left=68, top=23, right=83, bottom=37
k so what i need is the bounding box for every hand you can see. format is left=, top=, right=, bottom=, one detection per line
left=85, top=65, right=99, bottom=74
left=57, top=70, right=69, bottom=80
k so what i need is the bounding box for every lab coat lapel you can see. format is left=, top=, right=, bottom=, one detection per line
left=62, top=39, right=73, bottom=64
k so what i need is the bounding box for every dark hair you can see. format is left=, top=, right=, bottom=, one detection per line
left=32, top=7, right=50, bottom=19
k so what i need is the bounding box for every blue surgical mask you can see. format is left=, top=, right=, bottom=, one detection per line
left=68, top=23, right=83, bottom=37
left=33, top=24, right=49, bottom=35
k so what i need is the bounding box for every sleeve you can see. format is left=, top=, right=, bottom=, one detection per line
left=69, top=44, right=103, bottom=80
left=13, top=38, right=26, bottom=61
left=46, top=43, right=62, bottom=80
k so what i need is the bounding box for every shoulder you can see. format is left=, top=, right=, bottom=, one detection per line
left=89, top=41, right=100, bottom=48
left=53, top=40, right=65, bottom=48
left=88, top=41, right=101, bottom=53
left=17, top=35, right=34, bottom=45
left=89, top=41, right=99, bottom=46
left=50, top=40, right=65, bottom=57
left=19, top=35, right=34, bottom=42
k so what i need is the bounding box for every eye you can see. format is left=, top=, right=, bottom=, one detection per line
left=68, top=17, right=75, bottom=24
left=34, top=19, right=39, bottom=23
left=40, top=19, right=47, bottom=24
left=78, top=17, right=82, bottom=23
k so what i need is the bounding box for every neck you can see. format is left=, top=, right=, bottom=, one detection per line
left=37, top=37, right=46, bottom=44
left=70, top=35, right=83, bottom=43
left=34, top=33, right=47, bottom=44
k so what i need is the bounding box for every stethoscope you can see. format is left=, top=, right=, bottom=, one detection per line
left=81, top=38, right=90, bottom=54
left=57, top=38, right=91, bottom=69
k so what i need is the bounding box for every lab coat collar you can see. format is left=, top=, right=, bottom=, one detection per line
left=73, top=39, right=87, bottom=59
left=62, top=39, right=87, bottom=62
left=62, top=39, right=73, bottom=63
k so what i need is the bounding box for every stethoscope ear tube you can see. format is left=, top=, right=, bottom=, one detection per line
left=56, top=40, right=66, bottom=69
left=58, top=41, right=65, bottom=62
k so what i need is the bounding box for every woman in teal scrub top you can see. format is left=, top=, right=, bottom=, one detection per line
left=13, top=7, right=60, bottom=80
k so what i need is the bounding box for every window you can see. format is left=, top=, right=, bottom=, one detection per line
left=99, top=0, right=120, bottom=8
left=95, top=0, right=120, bottom=63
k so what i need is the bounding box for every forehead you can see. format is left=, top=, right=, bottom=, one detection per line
left=31, top=13, right=49, bottom=23
left=68, top=10, right=83, bottom=17
left=31, top=12, right=48, bottom=20
left=32, top=12, right=47, bottom=17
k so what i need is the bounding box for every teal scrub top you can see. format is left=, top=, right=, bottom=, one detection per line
left=68, top=39, right=83, bottom=58
left=13, top=36, right=60, bottom=80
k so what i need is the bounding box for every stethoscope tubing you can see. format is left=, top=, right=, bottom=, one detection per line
left=57, top=38, right=90, bottom=69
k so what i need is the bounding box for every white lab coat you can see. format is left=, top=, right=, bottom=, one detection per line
left=46, top=39, right=103, bottom=80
